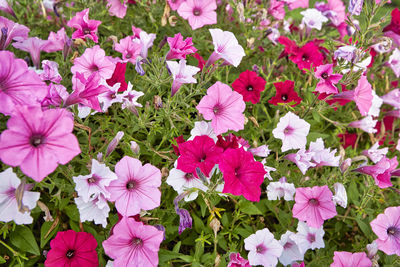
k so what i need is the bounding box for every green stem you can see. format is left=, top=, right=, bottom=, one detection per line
left=0, top=239, right=28, bottom=260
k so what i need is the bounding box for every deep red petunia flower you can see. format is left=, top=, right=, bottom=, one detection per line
left=177, top=135, right=223, bottom=177
left=191, top=52, right=206, bottom=70
left=106, top=62, right=128, bottom=92
left=268, top=80, right=302, bottom=106
left=172, top=135, right=185, bottom=156
left=289, top=41, right=324, bottom=71
left=219, top=147, right=266, bottom=202
left=45, top=230, right=98, bottom=267
left=338, top=132, right=357, bottom=149
left=383, top=8, right=400, bottom=35
left=216, top=134, right=240, bottom=151
left=232, top=70, right=266, bottom=104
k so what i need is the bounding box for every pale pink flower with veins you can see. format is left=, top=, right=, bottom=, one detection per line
left=12, top=37, right=47, bottom=68
left=348, top=115, right=377, bottom=133
left=268, top=0, right=285, bottom=20
left=330, top=251, right=372, bottom=267
left=388, top=48, right=400, bottom=77
left=362, top=142, right=388, bottom=164
left=43, top=28, right=68, bottom=53
left=114, top=36, right=142, bottom=64
left=285, top=148, right=316, bottom=174
left=177, top=0, right=217, bottom=30
left=75, top=194, right=110, bottom=227
left=381, top=88, right=400, bottom=109
left=166, top=59, right=200, bottom=96
left=292, top=221, right=325, bottom=254
left=107, top=0, right=128, bottom=19
left=308, top=138, right=340, bottom=167
left=279, top=231, right=304, bottom=266
left=40, top=60, right=62, bottom=83
left=284, top=0, right=309, bottom=10
left=0, top=16, right=29, bottom=50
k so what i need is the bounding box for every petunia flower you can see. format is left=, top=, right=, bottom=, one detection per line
left=166, top=59, right=200, bottom=96
left=73, top=159, right=117, bottom=202
left=272, top=112, right=310, bottom=152
left=227, top=252, right=251, bottom=267
left=107, top=0, right=128, bottom=18
left=279, top=231, right=304, bottom=266
left=249, top=145, right=271, bottom=157
left=292, top=221, right=325, bottom=254
left=0, top=168, right=40, bottom=224
left=381, top=88, right=400, bottom=109
left=0, top=51, right=47, bottom=115
left=266, top=177, right=296, bottom=201
left=168, top=0, right=185, bottom=11
left=231, top=70, right=266, bottom=104
left=301, top=8, right=328, bottom=30
left=67, top=8, right=102, bottom=43
left=292, top=185, right=337, bottom=228
left=388, top=48, right=400, bottom=77
left=268, top=0, right=285, bottom=20
left=43, top=27, right=68, bottom=53
left=367, top=91, right=383, bottom=117
left=308, top=138, right=340, bottom=167
left=40, top=60, right=62, bottom=83
left=177, top=0, right=217, bottom=30
left=348, top=116, right=377, bottom=133
left=332, top=183, right=347, bottom=209
left=45, top=230, right=98, bottom=267
left=137, top=30, right=156, bottom=59
left=314, top=64, right=342, bottom=94
left=114, top=36, right=142, bottom=64
left=106, top=62, right=128, bottom=92
left=269, top=80, right=302, bottom=106
left=0, top=16, right=29, bottom=50
left=219, top=147, right=266, bottom=202
left=370, top=206, right=400, bottom=256
left=12, top=37, right=47, bottom=68
left=177, top=208, right=193, bottom=234
left=189, top=121, right=218, bottom=142
left=107, top=156, right=161, bottom=216
left=289, top=41, right=324, bottom=71
left=166, top=33, right=197, bottom=60
left=348, top=0, right=364, bottom=16
left=75, top=194, right=110, bottom=227
left=315, top=0, right=346, bottom=26
left=334, top=45, right=357, bottom=62
left=285, top=148, right=316, bottom=174
left=0, top=106, right=81, bottom=181
left=0, top=0, right=15, bottom=17
left=103, top=217, right=164, bottom=267
left=244, top=228, right=283, bottom=267
left=363, top=142, right=388, bottom=164
left=207, top=29, right=246, bottom=67
left=196, top=81, right=246, bottom=135
left=284, top=0, right=309, bottom=10
left=98, top=81, right=124, bottom=112
left=261, top=159, right=277, bottom=181
left=71, top=45, right=115, bottom=80
left=41, top=83, right=69, bottom=109
left=353, top=156, right=398, bottom=188
left=330, top=251, right=372, bottom=267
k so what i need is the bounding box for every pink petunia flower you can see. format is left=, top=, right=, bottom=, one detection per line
left=177, top=135, right=223, bottom=177
left=370, top=206, right=400, bottom=256
left=279, top=231, right=304, bottom=266
left=381, top=88, right=400, bottom=109
left=0, top=0, right=15, bottom=17
left=41, top=83, right=69, bottom=109
left=272, top=112, right=310, bottom=152
left=292, top=221, right=325, bottom=254
left=314, top=64, right=342, bottom=94
left=102, top=217, right=164, bottom=267
left=227, top=252, right=251, bottom=267
left=362, top=142, right=388, bottom=164
left=353, top=156, right=398, bottom=188
left=166, top=33, right=197, bottom=60
left=284, top=0, right=309, bottom=10
left=330, top=251, right=372, bottom=267
left=0, top=168, right=40, bottom=224
left=71, top=45, right=115, bottom=80
left=196, top=81, right=246, bottom=135
left=268, top=0, right=285, bottom=20
left=177, top=0, right=217, bottom=30
left=0, top=51, right=47, bottom=116
left=107, top=0, right=128, bottom=18
left=45, top=230, right=98, bottom=267
left=40, top=60, right=62, bottom=83
left=0, top=16, right=29, bottom=50
left=168, top=0, right=185, bottom=11
left=244, top=228, right=283, bottom=267
left=266, top=177, right=296, bottom=201
left=166, top=59, right=200, bottom=96
left=114, top=36, right=142, bottom=64
left=12, top=37, right=47, bottom=68
left=348, top=115, right=377, bottom=133
left=219, top=147, right=266, bottom=202
left=107, top=156, right=161, bottom=216
left=0, top=106, right=81, bottom=181
left=292, top=185, right=337, bottom=228
left=207, top=29, right=246, bottom=67
left=388, top=48, right=400, bottom=77
left=67, top=8, right=102, bottom=43
left=43, top=27, right=68, bottom=53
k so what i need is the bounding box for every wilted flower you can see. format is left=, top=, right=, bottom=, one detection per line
left=332, top=183, right=347, bottom=208
left=177, top=208, right=193, bottom=234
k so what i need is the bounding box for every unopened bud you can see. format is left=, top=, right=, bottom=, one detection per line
left=106, top=131, right=124, bottom=157
left=130, top=141, right=140, bottom=154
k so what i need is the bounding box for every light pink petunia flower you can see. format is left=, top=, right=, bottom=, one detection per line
left=114, top=36, right=142, bottom=64
left=244, top=228, right=283, bottom=267
left=137, top=30, right=156, bottom=59
left=166, top=33, right=197, bottom=60
left=292, top=221, right=325, bottom=254
left=166, top=59, right=200, bottom=96
left=107, top=0, right=128, bottom=18
left=196, top=81, right=246, bottom=135
left=0, top=106, right=81, bottom=181
left=40, top=60, right=62, bottom=83
left=67, top=8, right=102, bottom=43
left=0, top=51, right=47, bottom=116
left=279, top=231, right=304, bottom=266
left=0, top=0, right=15, bottom=17
left=168, top=0, right=185, bottom=11
left=353, top=156, right=398, bottom=188
left=102, top=217, right=164, bottom=267
left=284, top=0, right=309, bottom=10
left=308, top=138, right=340, bottom=167
left=348, top=115, right=377, bottom=133
left=314, top=64, right=342, bottom=94
left=272, top=112, right=310, bottom=152
left=0, top=168, right=40, bottom=224
left=0, top=16, right=29, bottom=50
left=207, top=29, right=246, bottom=67
left=370, top=206, right=400, bottom=256
left=330, top=251, right=372, bottom=267
left=177, top=0, right=217, bottom=30
left=292, top=185, right=337, bottom=228
left=269, top=0, right=285, bottom=20
left=388, top=48, right=400, bottom=77
left=381, top=88, right=400, bottom=109
left=43, top=27, right=68, bottom=53
left=285, top=148, right=316, bottom=174
left=71, top=45, right=115, bottom=80
left=12, top=37, right=47, bottom=68
left=362, top=142, right=388, bottom=164
left=107, top=156, right=161, bottom=216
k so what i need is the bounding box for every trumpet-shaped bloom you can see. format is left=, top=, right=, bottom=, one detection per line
left=285, top=148, right=316, bottom=174
left=232, top=70, right=266, bottom=104
left=75, top=194, right=110, bottom=227
left=362, top=142, right=388, bottom=164
left=0, top=0, right=15, bottom=17
left=0, top=51, right=47, bottom=115
left=314, top=64, right=342, bottom=94
left=168, top=0, right=185, bottom=11
left=166, top=33, right=197, bottom=60
left=301, top=9, right=328, bottom=30
left=43, top=27, right=68, bottom=53
left=102, top=217, right=164, bottom=267
left=67, top=8, right=102, bottom=43
left=0, top=168, right=40, bottom=224
left=348, top=115, right=377, bottom=133
left=308, top=138, right=340, bottom=167
left=354, top=156, right=398, bottom=188
left=115, top=36, right=142, bottom=64
left=166, top=59, right=200, bottom=96
left=272, top=112, right=310, bottom=152
left=0, top=16, right=29, bottom=50
left=292, top=185, right=337, bottom=228
left=12, top=37, right=47, bottom=68
left=107, top=0, right=128, bottom=18
left=332, top=183, right=347, bottom=209
left=266, top=177, right=296, bottom=201
left=0, top=106, right=81, bottom=181
left=269, top=80, right=302, bottom=107
left=279, top=231, right=304, bottom=266
left=196, top=81, right=246, bottom=135
left=388, top=48, right=400, bottom=77
left=207, top=29, right=246, bottom=67
left=107, top=156, right=161, bottom=216
left=330, top=251, right=372, bottom=267
left=177, top=0, right=217, bottom=30
left=292, top=221, right=325, bottom=254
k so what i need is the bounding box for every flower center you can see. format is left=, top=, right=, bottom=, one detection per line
left=66, top=249, right=75, bottom=259
left=193, top=8, right=202, bottom=16
left=309, top=198, right=319, bottom=206
left=88, top=174, right=100, bottom=184
left=246, top=85, right=254, bottom=91
left=184, top=173, right=194, bottom=181
left=256, top=244, right=267, bottom=254
left=283, top=126, right=293, bottom=135
left=302, top=54, right=309, bottom=61
left=321, top=72, right=328, bottom=79
left=284, top=241, right=293, bottom=249
left=30, top=134, right=44, bottom=147
left=126, top=180, right=136, bottom=190
left=281, top=94, right=288, bottom=101
left=90, top=65, right=99, bottom=71
left=213, top=105, right=222, bottom=115
left=131, top=237, right=143, bottom=247
left=387, top=226, right=399, bottom=237
left=83, top=28, right=91, bottom=35
left=126, top=53, right=132, bottom=59
left=307, top=233, right=316, bottom=243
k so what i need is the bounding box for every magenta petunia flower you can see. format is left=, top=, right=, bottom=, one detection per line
left=370, top=206, right=400, bottom=256
left=196, top=81, right=246, bottom=135
left=330, top=251, right=372, bottom=267
left=107, top=156, right=161, bottom=216
left=0, top=106, right=81, bottom=181
left=67, top=8, right=102, bottom=43
left=0, top=51, right=47, bottom=116
left=40, top=60, right=62, bottom=83
left=45, top=230, right=98, bottom=267
left=292, top=185, right=337, bottom=228
left=107, top=0, right=128, bottom=18
left=71, top=45, right=115, bottom=80
left=353, top=156, right=398, bottom=188
left=102, top=217, right=164, bottom=267
left=177, top=0, right=217, bottom=30
left=219, top=147, right=266, bottom=202
left=166, top=33, right=197, bottom=60
left=0, top=16, right=29, bottom=50
left=177, top=135, right=223, bottom=177
left=314, top=64, right=342, bottom=94
left=12, top=37, right=47, bottom=68
left=227, top=252, right=251, bottom=267
left=114, top=36, right=142, bottom=64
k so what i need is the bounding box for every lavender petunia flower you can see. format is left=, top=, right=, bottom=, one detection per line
left=177, top=208, right=193, bottom=234
left=348, top=0, right=364, bottom=16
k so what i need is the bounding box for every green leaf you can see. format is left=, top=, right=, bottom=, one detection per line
left=10, top=225, right=40, bottom=255
left=64, top=204, right=80, bottom=221
left=40, top=221, right=59, bottom=248
left=239, top=201, right=262, bottom=215
left=158, top=249, right=193, bottom=264
left=0, top=256, right=5, bottom=264
left=356, top=218, right=372, bottom=237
